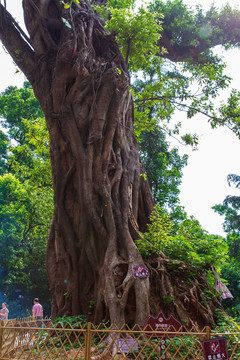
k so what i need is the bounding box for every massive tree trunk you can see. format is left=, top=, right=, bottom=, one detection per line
left=0, top=0, right=225, bottom=328
left=21, top=0, right=154, bottom=326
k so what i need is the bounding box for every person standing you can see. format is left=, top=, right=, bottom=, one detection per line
left=32, top=298, right=43, bottom=320
left=0, top=302, right=9, bottom=320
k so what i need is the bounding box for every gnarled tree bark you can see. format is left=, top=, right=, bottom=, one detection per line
left=16, top=0, right=154, bottom=326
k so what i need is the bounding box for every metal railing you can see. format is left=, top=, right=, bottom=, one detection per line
left=0, top=318, right=239, bottom=359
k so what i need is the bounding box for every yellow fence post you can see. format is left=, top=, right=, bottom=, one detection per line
left=205, top=326, right=211, bottom=340
left=11, top=319, right=17, bottom=352
left=85, top=322, right=92, bottom=360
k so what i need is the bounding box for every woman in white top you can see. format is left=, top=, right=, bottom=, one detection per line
left=0, top=302, right=9, bottom=320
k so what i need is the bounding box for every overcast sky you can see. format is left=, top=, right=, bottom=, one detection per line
left=1, top=0, right=240, bottom=236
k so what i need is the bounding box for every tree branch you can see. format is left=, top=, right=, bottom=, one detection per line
left=157, top=34, right=239, bottom=64
left=0, top=4, right=35, bottom=82
left=135, top=96, right=236, bottom=133
left=153, top=3, right=240, bottom=64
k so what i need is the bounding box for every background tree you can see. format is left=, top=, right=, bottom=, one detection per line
left=0, top=173, right=51, bottom=317
left=0, top=83, right=52, bottom=317
left=138, top=126, right=188, bottom=210
left=214, top=174, right=240, bottom=320
left=0, top=0, right=240, bottom=328
left=0, top=130, right=8, bottom=175
left=151, top=0, right=240, bottom=63
left=0, top=82, right=43, bottom=145
left=132, top=59, right=189, bottom=211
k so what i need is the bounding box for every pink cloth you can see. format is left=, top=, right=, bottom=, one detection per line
left=216, top=282, right=233, bottom=299
left=32, top=303, right=43, bottom=317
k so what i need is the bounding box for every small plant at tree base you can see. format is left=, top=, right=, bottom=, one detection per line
left=53, top=314, right=88, bottom=328
left=162, top=294, right=174, bottom=305
left=166, top=335, right=197, bottom=359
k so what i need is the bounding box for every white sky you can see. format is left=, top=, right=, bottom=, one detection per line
left=1, top=0, right=240, bottom=236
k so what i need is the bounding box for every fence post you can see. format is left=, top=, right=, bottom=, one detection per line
left=11, top=319, right=17, bottom=351
left=205, top=326, right=211, bottom=340
left=0, top=320, right=3, bottom=356
left=85, top=322, right=92, bottom=360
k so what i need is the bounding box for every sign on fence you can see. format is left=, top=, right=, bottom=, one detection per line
left=117, top=337, right=138, bottom=354
left=143, top=311, right=182, bottom=338
left=143, top=312, right=181, bottom=360
left=202, top=337, right=229, bottom=360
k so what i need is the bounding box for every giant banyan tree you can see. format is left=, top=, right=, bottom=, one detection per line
left=0, top=0, right=228, bottom=328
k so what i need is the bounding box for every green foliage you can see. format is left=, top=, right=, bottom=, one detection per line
left=213, top=173, right=240, bottom=235
left=166, top=335, right=197, bottom=359
left=204, top=269, right=216, bottom=290
left=137, top=206, right=228, bottom=271
left=0, top=82, right=44, bottom=145
left=132, top=57, right=191, bottom=140
left=132, top=55, right=230, bottom=148
left=0, top=83, right=52, bottom=317
left=220, top=259, right=240, bottom=320
left=0, top=171, right=52, bottom=317
left=42, top=315, right=88, bottom=353
left=201, top=270, right=220, bottom=303
left=102, top=3, right=162, bottom=70
left=106, top=0, right=135, bottom=9
left=182, top=61, right=231, bottom=126
left=214, top=308, right=230, bottom=326
left=0, top=174, right=31, bottom=312
left=8, top=116, right=52, bottom=186
left=214, top=204, right=240, bottom=235
left=216, top=90, right=240, bottom=138
left=162, top=294, right=174, bottom=304
left=138, top=126, right=188, bottom=210
left=129, top=1, right=237, bottom=149
left=181, top=133, right=199, bottom=148
left=0, top=130, right=9, bottom=174
left=149, top=0, right=240, bottom=54
left=213, top=174, right=240, bottom=320
left=169, top=217, right=228, bottom=271
left=53, top=314, right=88, bottom=328
left=136, top=205, right=173, bottom=258
left=150, top=0, right=199, bottom=47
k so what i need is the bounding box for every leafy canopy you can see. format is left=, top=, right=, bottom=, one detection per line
left=92, top=0, right=163, bottom=71
left=105, top=6, right=162, bottom=70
